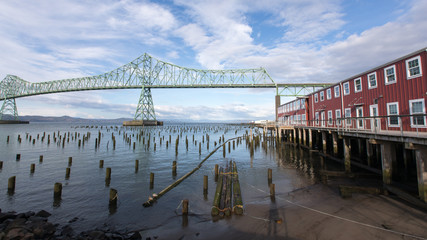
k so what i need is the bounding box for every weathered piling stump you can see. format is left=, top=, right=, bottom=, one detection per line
left=109, top=188, right=118, bottom=207
left=182, top=199, right=189, bottom=215
left=16, top=154, right=21, bottom=161
left=7, top=135, right=10, bottom=143
left=0, top=161, right=3, bottom=169
left=54, top=182, right=62, bottom=199
left=270, top=183, right=275, bottom=198
left=30, top=163, right=35, bottom=174
left=172, top=161, right=177, bottom=176
left=8, top=176, right=16, bottom=194
left=68, top=157, right=72, bottom=167
left=106, top=167, right=112, bottom=180
left=65, top=167, right=71, bottom=179
left=99, top=160, right=104, bottom=168
left=39, top=155, right=43, bottom=163
left=135, top=160, right=139, bottom=173
left=150, top=172, right=154, bottom=189
left=203, top=175, right=208, bottom=195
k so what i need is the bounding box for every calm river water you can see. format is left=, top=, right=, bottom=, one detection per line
left=0, top=122, right=328, bottom=232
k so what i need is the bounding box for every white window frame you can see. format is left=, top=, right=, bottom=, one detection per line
left=314, top=93, right=318, bottom=103
left=367, top=72, right=377, bottom=89
left=356, top=106, right=364, bottom=129
left=386, top=102, right=400, bottom=127
left=409, top=98, right=426, bottom=128
left=320, top=91, right=324, bottom=101
left=354, top=78, right=362, bottom=93
left=406, top=56, right=422, bottom=79
left=345, top=108, right=351, bottom=127
left=301, top=114, right=306, bottom=125
left=343, top=82, right=350, bottom=95
left=328, top=110, right=333, bottom=126
left=384, top=65, right=397, bottom=85
left=334, top=85, right=340, bottom=98
left=335, top=109, right=341, bottom=126
left=326, top=88, right=332, bottom=100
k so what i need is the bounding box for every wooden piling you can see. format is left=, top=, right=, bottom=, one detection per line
left=232, top=161, right=243, bottom=215
left=8, top=176, right=16, bottom=193
left=30, top=164, right=35, bottom=174
left=150, top=172, right=154, bottom=189
left=7, top=135, right=10, bottom=143
left=214, top=164, right=219, bottom=182
left=99, top=160, right=104, bottom=168
left=268, top=168, right=272, bottom=185
left=182, top=199, right=189, bottom=215
left=39, top=155, right=43, bottom=163
left=203, top=175, right=208, bottom=194
left=16, top=154, right=21, bottom=161
left=135, top=160, right=139, bottom=173
left=172, top=161, right=177, bottom=176
left=0, top=161, right=3, bottom=169
left=65, top=167, right=71, bottom=179
left=109, top=188, right=118, bottom=206
left=270, top=183, right=275, bottom=197
left=211, top=167, right=223, bottom=216
left=106, top=167, right=112, bottom=180
left=54, top=182, right=62, bottom=199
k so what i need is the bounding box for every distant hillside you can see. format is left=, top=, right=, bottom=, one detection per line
left=1, top=114, right=253, bottom=124
left=2, top=114, right=132, bottom=124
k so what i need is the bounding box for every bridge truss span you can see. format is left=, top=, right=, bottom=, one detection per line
left=0, top=52, right=330, bottom=121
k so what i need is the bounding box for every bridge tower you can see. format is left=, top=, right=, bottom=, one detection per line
left=134, top=86, right=156, bottom=121
left=0, top=98, right=18, bottom=120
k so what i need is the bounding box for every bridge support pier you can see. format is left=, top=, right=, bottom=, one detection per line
left=416, top=148, right=427, bottom=202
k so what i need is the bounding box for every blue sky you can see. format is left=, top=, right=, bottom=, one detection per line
left=0, top=0, right=426, bottom=121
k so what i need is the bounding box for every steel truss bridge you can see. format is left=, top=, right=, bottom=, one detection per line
left=0, top=53, right=330, bottom=121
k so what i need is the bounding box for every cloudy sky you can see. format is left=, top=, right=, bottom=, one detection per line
left=0, top=0, right=426, bottom=121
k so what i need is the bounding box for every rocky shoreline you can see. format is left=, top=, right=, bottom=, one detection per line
left=0, top=209, right=142, bottom=240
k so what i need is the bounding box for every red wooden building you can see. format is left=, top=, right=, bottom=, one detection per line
left=278, top=47, right=427, bottom=133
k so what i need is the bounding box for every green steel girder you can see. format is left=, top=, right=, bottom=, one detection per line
left=0, top=53, right=277, bottom=99
left=0, top=52, right=332, bottom=121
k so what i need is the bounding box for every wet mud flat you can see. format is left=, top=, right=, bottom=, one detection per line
left=140, top=183, right=427, bottom=240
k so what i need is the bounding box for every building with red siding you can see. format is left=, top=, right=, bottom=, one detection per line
left=278, top=47, right=427, bottom=133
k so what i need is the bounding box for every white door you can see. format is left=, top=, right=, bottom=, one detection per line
left=321, top=112, right=325, bottom=127
left=370, top=104, right=380, bottom=132
left=356, top=106, right=364, bottom=129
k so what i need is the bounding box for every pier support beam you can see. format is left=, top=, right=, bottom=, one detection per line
left=322, top=131, right=327, bottom=153
left=308, top=129, right=313, bottom=148
left=381, top=142, right=395, bottom=185
left=366, top=141, right=374, bottom=167
left=415, top=148, right=427, bottom=202
left=332, top=132, right=338, bottom=155
left=344, top=138, right=351, bottom=173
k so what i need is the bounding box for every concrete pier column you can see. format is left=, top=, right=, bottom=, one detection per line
left=332, top=132, right=338, bottom=155
left=366, top=141, right=373, bottom=167
left=344, top=138, right=351, bottom=173
left=415, top=148, right=427, bottom=202
left=322, top=131, right=327, bottom=153
left=381, top=142, right=395, bottom=185
left=308, top=129, right=313, bottom=148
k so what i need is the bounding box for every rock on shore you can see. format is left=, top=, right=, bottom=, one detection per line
left=0, top=209, right=142, bottom=240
